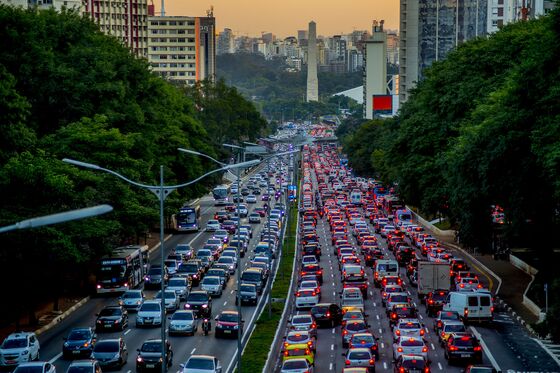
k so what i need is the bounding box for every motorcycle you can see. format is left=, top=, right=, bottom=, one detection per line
left=202, top=318, right=211, bottom=336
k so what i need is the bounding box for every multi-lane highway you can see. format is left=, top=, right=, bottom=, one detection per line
left=271, top=139, right=560, bottom=373
left=34, top=161, right=287, bottom=373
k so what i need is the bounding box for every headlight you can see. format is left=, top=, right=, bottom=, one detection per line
left=202, top=304, right=208, bottom=308
left=185, top=304, right=191, bottom=308
left=22, top=350, right=29, bottom=355
left=137, top=356, right=143, bottom=362
left=233, top=325, right=239, bottom=330
left=113, top=353, right=120, bottom=360
left=64, top=342, right=69, bottom=347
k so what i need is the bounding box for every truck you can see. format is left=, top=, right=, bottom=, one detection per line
left=416, top=261, right=450, bottom=302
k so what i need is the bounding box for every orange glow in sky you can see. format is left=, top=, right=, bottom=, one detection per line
left=158, top=0, right=399, bottom=37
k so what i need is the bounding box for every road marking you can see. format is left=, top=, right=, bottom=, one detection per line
left=331, top=344, right=334, bottom=351
left=124, top=329, right=131, bottom=335
left=471, top=326, right=501, bottom=372
left=407, top=291, right=411, bottom=295
left=188, top=230, right=205, bottom=245
left=223, top=301, right=228, bottom=306
left=373, top=302, right=376, bottom=307
left=431, top=343, right=436, bottom=350
left=191, top=348, right=196, bottom=354
left=329, top=363, right=333, bottom=370
left=231, top=290, right=234, bottom=294
left=381, top=342, right=385, bottom=348
left=379, top=328, right=383, bottom=334
left=333, top=291, right=336, bottom=296
left=376, top=314, right=380, bottom=320
left=383, top=362, right=387, bottom=370
left=127, top=370, right=131, bottom=373
left=413, top=302, right=417, bottom=307
left=419, top=314, right=424, bottom=320
left=438, top=362, right=443, bottom=370
left=332, top=329, right=335, bottom=334
left=49, top=352, right=62, bottom=364
left=369, top=291, right=373, bottom=296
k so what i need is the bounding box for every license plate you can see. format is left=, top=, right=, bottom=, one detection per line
left=73, top=351, right=81, bottom=354
left=146, top=364, right=155, bottom=368
left=104, top=324, right=112, bottom=328
left=224, top=330, right=232, bottom=333
left=461, top=354, right=470, bottom=358
left=6, top=360, right=15, bottom=364
left=145, top=320, right=153, bottom=323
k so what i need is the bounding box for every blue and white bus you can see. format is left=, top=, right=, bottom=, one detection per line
left=212, top=185, right=230, bottom=206
left=96, top=245, right=149, bottom=294
left=173, top=202, right=201, bottom=232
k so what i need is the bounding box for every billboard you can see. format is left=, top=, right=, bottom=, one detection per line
left=372, top=95, right=393, bottom=114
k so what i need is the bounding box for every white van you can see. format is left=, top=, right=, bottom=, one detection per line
left=350, top=190, right=362, bottom=206
left=374, top=260, right=399, bottom=287
left=443, top=291, right=493, bottom=323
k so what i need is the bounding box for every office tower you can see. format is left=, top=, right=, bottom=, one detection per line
left=363, top=21, right=388, bottom=119
left=217, top=28, right=235, bottom=55
left=487, top=0, right=554, bottom=32
left=147, top=15, right=215, bottom=85
left=297, top=29, right=308, bottom=43
left=386, top=31, right=399, bottom=65
left=306, top=21, right=318, bottom=102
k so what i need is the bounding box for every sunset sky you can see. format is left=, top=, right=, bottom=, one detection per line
left=158, top=0, right=399, bottom=37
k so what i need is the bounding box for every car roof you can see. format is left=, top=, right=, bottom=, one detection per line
left=5, top=332, right=34, bottom=339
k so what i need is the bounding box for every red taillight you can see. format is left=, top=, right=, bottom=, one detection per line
left=464, top=308, right=469, bottom=316
left=343, top=330, right=348, bottom=335
left=420, top=329, right=425, bottom=336
left=428, top=299, right=434, bottom=304
left=474, top=346, right=482, bottom=351
left=369, top=359, right=375, bottom=364
left=448, top=345, right=458, bottom=351
left=345, top=359, right=351, bottom=365
left=307, top=341, right=312, bottom=347
left=422, top=346, right=428, bottom=352
left=312, top=292, right=316, bottom=296
left=396, top=330, right=401, bottom=335
left=399, top=368, right=405, bottom=373
left=460, top=284, right=465, bottom=288
left=296, top=292, right=301, bottom=296
left=284, top=342, right=288, bottom=348
left=392, top=313, right=397, bottom=319
left=491, top=306, right=495, bottom=313
left=284, top=351, right=289, bottom=356
left=326, top=312, right=330, bottom=317
left=397, top=347, right=403, bottom=352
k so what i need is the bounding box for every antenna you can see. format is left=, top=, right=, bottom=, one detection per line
left=207, top=5, right=214, bottom=17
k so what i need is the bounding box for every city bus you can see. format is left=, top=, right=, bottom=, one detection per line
left=212, top=185, right=230, bottom=206
left=96, top=245, right=149, bottom=294
left=172, top=202, right=201, bottom=232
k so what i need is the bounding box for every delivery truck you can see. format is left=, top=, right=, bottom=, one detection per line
left=417, top=261, right=450, bottom=303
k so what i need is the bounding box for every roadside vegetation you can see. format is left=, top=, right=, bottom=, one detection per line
left=338, top=7, right=560, bottom=340
left=0, top=6, right=269, bottom=326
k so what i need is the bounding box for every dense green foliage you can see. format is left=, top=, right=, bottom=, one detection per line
left=216, top=52, right=362, bottom=120
left=339, top=8, right=560, bottom=339
left=0, top=5, right=267, bottom=324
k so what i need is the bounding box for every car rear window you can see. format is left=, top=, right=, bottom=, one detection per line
left=401, top=339, right=424, bottom=346
left=349, top=351, right=371, bottom=359
left=453, top=336, right=476, bottom=347
left=468, top=297, right=479, bottom=306
left=445, top=324, right=466, bottom=332
left=346, top=322, right=366, bottom=331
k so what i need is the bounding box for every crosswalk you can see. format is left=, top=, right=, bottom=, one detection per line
left=533, top=338, right=560, bottom=368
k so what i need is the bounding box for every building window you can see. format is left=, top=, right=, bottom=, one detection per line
left=498, top=7, right=503, bottom=17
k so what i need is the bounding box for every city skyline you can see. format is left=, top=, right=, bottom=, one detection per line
left=158, top=0, right=399, bottom=37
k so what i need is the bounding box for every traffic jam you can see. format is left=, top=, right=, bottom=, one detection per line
left=278, top=141, right=495, bottom=373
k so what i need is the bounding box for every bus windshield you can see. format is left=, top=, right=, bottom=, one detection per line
left=213, top=187, right=228, bottom=199
left=98, top=264, right=126, bottom=279
left=177, top=210, right=196, bottom=224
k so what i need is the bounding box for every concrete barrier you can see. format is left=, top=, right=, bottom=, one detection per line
left=407, top=206, right=455, bottom=239
left=510, top=254, right=539, bottom=276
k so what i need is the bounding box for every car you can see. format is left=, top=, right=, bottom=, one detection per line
left=144, top=266, right=168, bottom=290
left=62, top=327, right=96, bottom=359
left=155, top=290, right=180, bottom=312
left=13, top=362, right=56, bottom=373
left=289, top=314, right=317, bottom=338
left=249, top=213, right=261, bottom=223
left=295, top=289, right=320, bottom=310
left=393, top=355, right=430, bottom=373
left=179, top=355, right=222, bottom=373
left=0, top=332, right=40, bottom=367
left=434, top=310, right=461, bottom=333
left=214, top=310, right=243, bottom=338
left=66, top=360, right=102, bottom=373
left=136, top=300, right=163, bottom=327
left=279, top=358, right=314, bottom=373
left=282, top=343, right=315, bottom=366
left=166, top=277, right=190, bottom=301
left=246, top=195, right=257, bottom=203
left=393, top=336, right=429, bottom=361
left=200, top=276, right=223, bottom=297
left=464, top=365, right=498, bottom=373
left=92, top=338, right=128, bottom=370
left=389, top=305, right=417, bottom=327
left=205, top=220, right=220, bottom=232
left=119, top=290, right=145, bottom=312
left=135, top=339, right=173, bottom=372
left=169, top=310, right=198, bottom=336
left=444, top=332, right=483, bottom=364
left=165, top=259, right=179, bottom=275
left=175, top=244, right=194, bottom=261
left=283, top=331, right=316, bottom=352
left=214, top=211, right=229, bottom=223
left=184, top=290, right=212, bottom=318
left=392, top=319, right=425, bottom=342
left=385, top=292, right=411, bottom=312
left=348, top=332, right=379, bottom=360
left=439, top=320, right=467, bottom=345
left=237, top=283, right=258, bottom=305
left=206, top=268, right=228, bottom=288
left=342, top=320, right=370, bottom=348
left=341, top=308, right=367, bottom=327
left=343, top=348, right=375, bottom=372
left=177, top=261, right=204, bottom=286
left=95, top=305, right=128, bottom=332
left=425, top=290, right=449, bottom=316
left=302, top=255, right=319, bottom=266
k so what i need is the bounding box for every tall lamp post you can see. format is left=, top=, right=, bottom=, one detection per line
left=62, top=157, right=259, bottom=373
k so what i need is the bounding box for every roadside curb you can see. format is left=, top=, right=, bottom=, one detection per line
left=35, top=297, right=90, bottom=336
left=35, top=235, right=174, bottom=337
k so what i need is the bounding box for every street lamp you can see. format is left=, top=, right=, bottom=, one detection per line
left=181, top=146, right=298, bottom=373
left=0, top=205, right=113, bottom=233
left=62, top=157, right=258, bottom=373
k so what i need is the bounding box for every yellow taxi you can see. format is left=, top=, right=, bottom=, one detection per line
left=439, top=320, right=466, bottom=344
left=282, top=343, right=315, bottom=366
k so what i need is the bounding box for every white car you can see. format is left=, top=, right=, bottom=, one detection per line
left=393, top=318, right=425, bottom=341
left=167, top=277, right=190, bottom=300
left=13, top=362, right=56, bottom=373
left=217, top=256, right=236, bottom=274
left=343, top=347, right=375, bottom=371
left=169, top=310, right=198, bottom=336
left=295, top=289, right=319, bottom=310
left=155, top=290, right=180, bottom=312
left=249, top=213, right=261, bottom=223
left=136, top=300, right=162, bottom=327
left=393, top=336, right=428, bottom=361
left=0, top=332, right=40, bottom=368
left=280, top=358, right=313, bottom=373
left=179, top=355, right=222, bottom=373
left=200, top=276, right=223, bottom=297
left=289, top=314, right=317, bottom=338
left=220, top=250, right=238, bottom=266
left=205, top=220, right=220, bottom=232
left=455, top=277, right=481, bottom=291
left=119, top=290, right=145, bottom=312
left=246, top=195, right=257, bottom=203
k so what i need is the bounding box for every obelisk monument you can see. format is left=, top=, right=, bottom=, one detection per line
left=306, top=20, right=318, bottom=102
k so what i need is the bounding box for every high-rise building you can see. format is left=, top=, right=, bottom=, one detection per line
left=306, top=20, right=319, bottom=102
left=399, top=0, right=488, bottom=104
left=261, top=32, right=275, bottom=44
left=487, top=0, right=555, bottom=32
left=386, top=31, right=399, bottom=65
left=217, top=28, right=235, bottom=55
left=297, top=29, right=308, bottom=43
left=1, top=0, right=82, bottom=11
left=83, top=0, right=150, bottom=57
left=363, top=21, right=388, bottom=119
left=147, top=15, right=215, bottom=85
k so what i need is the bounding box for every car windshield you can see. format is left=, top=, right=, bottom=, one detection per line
left=148, top=268, right=161, bottom=275
left=99, top=308, right=121, bottom=316
left=402, top=339, right=424, bottom=347
left=219, top=313, right=239, bottom=322
left=352, top=335, right=374, bottom=344
left=13, top=367, right=43, bottom=373
left=68, top=330, right=91, bottom=340
left=402, top=358, right=426, bottom=368
left=140, top=303, right=160, bottom=312
left=203, top=277, right=220, bottom=285
left=188, top=293, right=208, bottom=301
left=240, top=285, right=255, bottom=292
left=349, top=351, right=371, bottom=359
left=156, top=291, right=176, bottom=299
left=168, top=279, right=185, bottom=287
left=242, top=272, right=261, bottom=281
left=185, top=358, right=214, bottom=369
left=198, top=250, right=212, bottom=257
left=346, top=322, right=366, bottom=331
left=122, top=292, right=141, bottom=299
left=141, top=341, right=161, bottom=352
left=173, top=312, right=194, bottom=320
left=2, top=338, right=27, bottom=349
left=94, top=341, right=119, bottom=352
left=180, top=264, right=198, bottom=272
left=390, top=295, right=409, bottom=303
left=378, top=264, right=398, bottom=272
left=283, top=360, right=308, bottom=369
left=445, top=324, right=466, bottom=332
